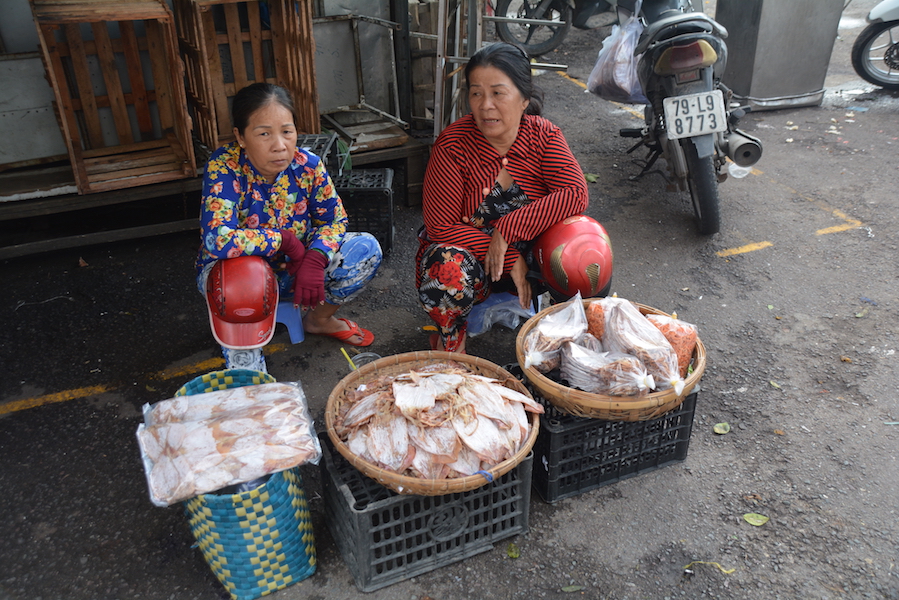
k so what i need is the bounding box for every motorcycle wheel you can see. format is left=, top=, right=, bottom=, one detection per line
left=494, top=0, right=572, bottom=56
left=850, top=21, right=899, bottom=91
left=682, top=140, right=721, bottom=235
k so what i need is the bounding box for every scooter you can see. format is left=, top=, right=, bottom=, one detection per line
left=493, top=0, right=614, bottom=56
left=850, top=0, right=899, bottom=90
left=616, top=0, right=762, bottom=235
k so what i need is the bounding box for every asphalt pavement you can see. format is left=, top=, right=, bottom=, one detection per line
left=2, top=2, right=898, bottom=599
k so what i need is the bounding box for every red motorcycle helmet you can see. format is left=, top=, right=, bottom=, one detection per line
left=205, top=256, right=279, bottom=350
left=533, top=215, right=613, bottom=298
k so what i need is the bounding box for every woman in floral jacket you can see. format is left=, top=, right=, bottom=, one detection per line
left=197, top=83, right=381, bottom=371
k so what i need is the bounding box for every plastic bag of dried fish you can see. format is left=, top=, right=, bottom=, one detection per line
left=585, top=299, right=606, bottom=340
left=334, top=363, right=543, bottom=480
left=602, top=298, right=685, bottom=395
left=645, top=313, right=698, bottom=378
left=523, top=293, right=588, bottom=373
left=577, top=332, right=604, bottom=353
left=561, top=342, right=655, bottom=396
left=136, top=382, right=321, bottom=507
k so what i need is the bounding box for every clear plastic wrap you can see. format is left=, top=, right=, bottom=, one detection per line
left=586, top=0, right=648, bottom=104
left=585, top=300, right=606, bottom=340
left=136, top=382, right=321, bottom=507
left=577, top=332, right=604, bottom=353
left=468, top=292, right=535, bottom=337
left=523, top=293, right=588, bottom=373
left=646, top=313, right=698, bottom=378
left=602, top=298, right=685, bottom=395
left=561, top=342, right=655, bottom=396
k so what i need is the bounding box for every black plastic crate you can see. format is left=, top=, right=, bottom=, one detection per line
left=506, top=365, right=696, bottom=503
left=332, top=168, right=394, bottom=253
left=319, top=434, right=532, bottom=592
left=299, top=133, right=341, bottom=174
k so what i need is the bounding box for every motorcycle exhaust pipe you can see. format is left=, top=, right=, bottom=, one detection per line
left=726, top=130, right=763, bottom=167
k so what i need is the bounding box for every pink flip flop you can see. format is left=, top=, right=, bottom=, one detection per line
left=320, top=318, right=374, bottom=347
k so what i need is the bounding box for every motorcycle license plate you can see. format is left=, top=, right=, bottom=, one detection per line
left=663, top=91, right=727, bottom=140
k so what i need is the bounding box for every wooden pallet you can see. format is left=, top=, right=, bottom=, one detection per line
left=173, top=0, right=319, bottom=152
left=30, top=0, right=196, bottom=194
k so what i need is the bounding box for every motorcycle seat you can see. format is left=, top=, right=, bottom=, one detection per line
left=636, top=13, right=728, bottom=54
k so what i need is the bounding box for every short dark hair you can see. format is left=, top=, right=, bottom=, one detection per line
left=231, top=83, right=296, bottom=134
left=465, top=42, right=544, bottom=116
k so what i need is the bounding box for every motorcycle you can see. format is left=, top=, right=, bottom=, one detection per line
left=493, top=0, right=614, bottom=56
left=850, top=0, right=899, bottom=90
left=613, top=0, right=762, bottom=235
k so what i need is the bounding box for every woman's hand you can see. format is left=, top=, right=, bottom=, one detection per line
left=510, top=255, right=532, bottom=310
left=485, top=229, right=509, bottom=282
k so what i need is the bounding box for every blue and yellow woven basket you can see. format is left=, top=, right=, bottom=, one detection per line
left=176, top=369, right=316, bottom=600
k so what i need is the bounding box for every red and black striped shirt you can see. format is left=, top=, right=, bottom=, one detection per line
left=420, top=113, right=589, bottom=275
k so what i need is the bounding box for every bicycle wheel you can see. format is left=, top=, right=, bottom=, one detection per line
left=494, top=0, right=572, bottom=56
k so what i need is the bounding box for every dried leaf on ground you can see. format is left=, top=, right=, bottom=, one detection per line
left=744, top=513, right=770, bottom=526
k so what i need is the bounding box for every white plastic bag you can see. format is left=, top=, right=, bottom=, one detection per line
left=587, top=0, right=648, bottom=104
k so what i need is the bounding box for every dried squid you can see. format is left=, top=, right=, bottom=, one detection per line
left=334, top=362, right=542, bottom=480
left=137, top=382, right=320, bottom=506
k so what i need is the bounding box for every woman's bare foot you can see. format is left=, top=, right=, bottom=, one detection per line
left=430, top=332, right=466, bottom=354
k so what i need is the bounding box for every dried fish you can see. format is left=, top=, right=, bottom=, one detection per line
left=335, top=364, right=542, bottom=480
left=137, top=382, right=320, bottom=507
left=452, top=411, right=512, bottom=465
left=523, top=293, right=588, bottom=372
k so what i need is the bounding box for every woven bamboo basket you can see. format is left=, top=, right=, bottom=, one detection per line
left=515, top=300, right=706, bottom=421
left=174, top=369, right=316, bottom=600
left=325, top=351, right=540, bottom=496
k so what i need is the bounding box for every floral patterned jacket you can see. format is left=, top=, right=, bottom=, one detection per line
left=195, top=141, right=347, bottom=275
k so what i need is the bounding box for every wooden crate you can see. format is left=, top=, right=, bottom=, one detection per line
left=30, top=0, right=197, bottom=195
left=173, top=0, right=319, bottom=153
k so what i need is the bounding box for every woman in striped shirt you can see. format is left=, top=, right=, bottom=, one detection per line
left=417, top=42, right=589, bottom=353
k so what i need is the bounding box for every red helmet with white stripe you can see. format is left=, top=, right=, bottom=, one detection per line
left=205, top=256, right=279, bottom=349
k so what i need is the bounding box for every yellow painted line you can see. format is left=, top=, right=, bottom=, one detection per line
left=4, top=343, right=297, bottom=415
left=558, top=71, right=586, bottom=89
left=771, top=180, right=864, bottom=234
left=612, top=101, right=645, bottom=120
left=148, top=343, right=290, bottom=380
left=716, top=241, right=773, bottom=257
left=816, top=210, right=863, bottom=235
left=0, top=385, right=112, bottom=416
left=817, top=223, right=861, bottom=235
left=151, top=358, right=225, bottom=381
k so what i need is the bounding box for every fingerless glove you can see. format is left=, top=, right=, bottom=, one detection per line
left=292, top=250, right=329, bottom=306
left=279, top=229, right=305, bottom=276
